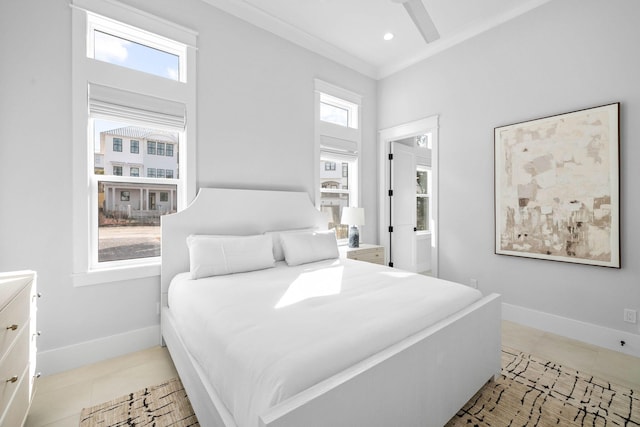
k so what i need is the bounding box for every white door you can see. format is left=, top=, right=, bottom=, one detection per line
left=390, top=141, right=417, bottom=271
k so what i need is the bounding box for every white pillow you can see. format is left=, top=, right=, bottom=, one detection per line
left=264, top=228, right=315, bottom=261
left=280, top=230, right=339, bottom=266
left=186, top=234, right=275, bottom=279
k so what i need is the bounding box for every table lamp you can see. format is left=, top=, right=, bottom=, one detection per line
left=341, top=207, right=365, bottom=248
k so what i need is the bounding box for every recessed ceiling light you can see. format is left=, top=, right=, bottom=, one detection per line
left=383, top=32, right=394, bottom=41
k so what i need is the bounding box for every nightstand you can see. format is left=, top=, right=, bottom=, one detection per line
left=339, top=244, right=385, bottom=265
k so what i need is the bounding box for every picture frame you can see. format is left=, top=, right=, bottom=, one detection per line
left=494, top=103, right=620, bottom=268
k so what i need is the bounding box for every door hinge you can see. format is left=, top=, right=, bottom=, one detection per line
left=388, top=226, right=394, bottom=233
left=388, top=153, right=393, bottom=160
left=388, top=189, right=393, bottom=197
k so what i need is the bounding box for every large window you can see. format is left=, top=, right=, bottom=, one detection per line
left=314, top=80, right=362, bottom=241
left=72, top=0, right=196, bottom=284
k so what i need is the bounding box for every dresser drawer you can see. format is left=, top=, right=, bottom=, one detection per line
left=0, top=325, right=29, bottom=418
left=0, top=285, right=31, bottom=362
left=0, top=366, right=29, bottom=427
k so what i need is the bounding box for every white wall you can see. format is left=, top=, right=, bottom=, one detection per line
left=378, top=0, right=640, bottom=351
left=0, top=0, right=377, bottom=373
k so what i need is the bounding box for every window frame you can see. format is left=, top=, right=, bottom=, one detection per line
left=314, top=79, right=362, bottom=245
left=71, top=0, right=197, bottom=286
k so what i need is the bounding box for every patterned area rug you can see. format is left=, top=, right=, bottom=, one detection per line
left=79, top=377, right=199, bottom=427
left=446, top=347, right=640, bottom=427
left=80, top=349, right=639, bottom=427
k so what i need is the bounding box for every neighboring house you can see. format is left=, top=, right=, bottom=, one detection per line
left=99, top=126, right=179, bottom=220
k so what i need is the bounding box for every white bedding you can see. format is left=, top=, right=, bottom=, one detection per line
left=168, top=258, right=482, bottom=427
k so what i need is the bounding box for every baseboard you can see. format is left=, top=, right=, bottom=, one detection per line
left=502, top=303, right=640, bottom=358
left=37, top=325, right=160, bottom=376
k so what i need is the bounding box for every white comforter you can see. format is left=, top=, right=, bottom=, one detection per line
left=168, top=258, right=482, bottom=427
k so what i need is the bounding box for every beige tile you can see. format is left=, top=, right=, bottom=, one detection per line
left=532, top=332, right=599, bottom=373
left=41, top=414, right=80, bottom=427
left=501, top=320, right=545, bottom=353
left=89, top=356, right=178, bottom=405
left=25, top=382, right=90, bottom=427
left=592, top=348, right=640, bottom=390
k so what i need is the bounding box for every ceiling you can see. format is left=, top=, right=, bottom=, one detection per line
left=201, top=0, right=551, bottom=79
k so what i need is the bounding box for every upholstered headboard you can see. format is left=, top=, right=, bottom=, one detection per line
left=160, top=188, right=327, bottom=307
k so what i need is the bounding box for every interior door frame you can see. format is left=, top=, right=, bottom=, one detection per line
left=378, top=115, right=439, bottom=277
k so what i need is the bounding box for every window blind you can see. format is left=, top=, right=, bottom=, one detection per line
left=88, top=83, right=186, bottom=129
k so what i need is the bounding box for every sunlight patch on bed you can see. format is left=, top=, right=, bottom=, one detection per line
left=380, top=271, right=414, bottom=279
left=275, top=266, right=343, bottom=308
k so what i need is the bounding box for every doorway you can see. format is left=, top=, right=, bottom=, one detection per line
left=379, top=116, right=438, bottom=276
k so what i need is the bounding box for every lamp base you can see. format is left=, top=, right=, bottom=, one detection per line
left=348, top=225, right=360, bottom=248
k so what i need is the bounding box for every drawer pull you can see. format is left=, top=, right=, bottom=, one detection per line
left=6, top=376, right=18, bottom=384
left=6, top=324, right=18, bottom=331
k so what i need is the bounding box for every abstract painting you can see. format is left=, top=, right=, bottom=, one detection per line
left=494, top=103, right=620, bottom=267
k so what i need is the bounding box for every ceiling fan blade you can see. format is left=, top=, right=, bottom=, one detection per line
left=402, top=0, right=440, bottom=43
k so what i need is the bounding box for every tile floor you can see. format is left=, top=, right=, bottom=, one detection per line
left=25, top=321, right=640, bottom=427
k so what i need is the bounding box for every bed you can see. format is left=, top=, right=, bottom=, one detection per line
left=161, top=188, right=502, bottom=427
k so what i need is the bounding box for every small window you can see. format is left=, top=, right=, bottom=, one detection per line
left=157, top=142, right=165, bottom=156
left=166, top=144, right=174, bottom=157
left=113, top=165, right=123, bottom=176
left=113, top=138, right=122, bottom=152
left=157, top=168, right=166, bottom=178
left=120, top=191, right=130, bottom=201
left=166, top=170, right=174, bottom=179
left=160, top=192, right=168, bottom=202
left=147, top=168, right=156, bottom=178
left=130, top=140, right=139, bottom=154
left=130, top=167, right=139, bottom=177
left=416, top=168, right=431, bottom=232
left=324, top=162, right=336, bottom=171
left=147, top=141, right=156, bottom=155
left=89, top=12, right=183, bottom=82
left=320, top=102, right=349, bottom=127
left=319, top=93, right=359, bottom=129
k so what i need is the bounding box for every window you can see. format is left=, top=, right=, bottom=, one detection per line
left=166, top=144, right=174, bottom=157
left=416, top=167, right=431, bottom=232
left=319, top=93, right=358, bottom=129
left=160, top=192, right=168, bottom=202
left=314, top=79, right=362, bottom=242
left=157, top=142, right=165, bottom=156
left=72, top=0, right=196, bottom=283
left=156, top=168, right=165, bottom=178
left=166, top=170, right=173, bottom=179
left=88, top=12, right=185, bottom=82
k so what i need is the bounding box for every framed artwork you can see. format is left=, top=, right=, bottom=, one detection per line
left=494, top=103, right=620, bottom=268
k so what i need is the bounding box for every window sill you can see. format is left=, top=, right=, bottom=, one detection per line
left=72, top=262, right=160, bottom=287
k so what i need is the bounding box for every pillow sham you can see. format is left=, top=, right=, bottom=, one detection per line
left=264, top=228, right=315, bottom=261
left=280, top=230, right=339, bottom=266
left=186, top=234, right=275, bottom=279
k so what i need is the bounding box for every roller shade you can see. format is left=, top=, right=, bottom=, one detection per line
left=88, top=83, right=186, bottom=129
left=320, top=135, right=358, bottom=156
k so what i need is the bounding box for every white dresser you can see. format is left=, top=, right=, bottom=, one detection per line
left=0, top=271, right=37, bottom=427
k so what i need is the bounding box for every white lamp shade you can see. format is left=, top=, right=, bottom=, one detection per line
left=341, top=207, right=365, bottom=226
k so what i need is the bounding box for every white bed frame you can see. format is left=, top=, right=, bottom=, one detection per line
left=161, top=188, right=502, bottom=427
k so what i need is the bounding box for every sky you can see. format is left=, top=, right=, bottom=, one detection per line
left=94, top=30, right=179, bottom=81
